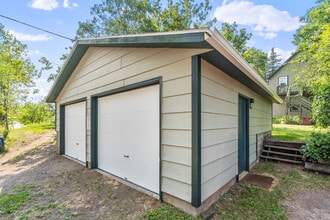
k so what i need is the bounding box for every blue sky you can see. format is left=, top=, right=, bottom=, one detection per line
left=0, top=0, right=316, bottom=102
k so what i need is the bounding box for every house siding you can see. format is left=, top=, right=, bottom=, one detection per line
left=268, top=62, right=299, bottom=118
left=200, top=60, right=272, bottom=201
left=55, top=47, right=211, bottom=203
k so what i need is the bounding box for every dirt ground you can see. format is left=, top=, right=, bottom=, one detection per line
left=0, top=131, right=329, bottom=219
left=0, top=131, right=161, bottom=219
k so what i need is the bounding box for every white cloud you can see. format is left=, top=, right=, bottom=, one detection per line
left=28, top=0, right=59, bottom=11
left=63, top=0, right=78, bottom=9
left=268, top=48, right=294, bottom=62
left=27, top=50, right=44, bottom=57
left=9, top=30, right=51, bottom=42
left=214, top=0, right=302, bottom=39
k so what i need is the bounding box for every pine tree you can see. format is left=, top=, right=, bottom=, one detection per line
left=266, top=47, right=282, bottom=80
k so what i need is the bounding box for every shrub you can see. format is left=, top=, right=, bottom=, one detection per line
left=302, top=132, right=330, bottom=163
left=280, top=115, right=301, bottom=125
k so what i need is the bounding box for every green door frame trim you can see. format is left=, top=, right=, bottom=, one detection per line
left=238, top=94, right=250, bottom=175
left=191, top=55, right=201, bottom=207
left=90, top=77, right=163, bottom=199
left=59, top=98, right=87, bottom=163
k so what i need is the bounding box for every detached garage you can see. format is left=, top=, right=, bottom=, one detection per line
left=46, top=29, right=281, bottom=216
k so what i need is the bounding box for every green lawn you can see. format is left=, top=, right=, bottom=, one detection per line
left=270, top=124, right=324, bottom=142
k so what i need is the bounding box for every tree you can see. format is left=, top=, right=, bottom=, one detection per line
left=18, top=102, right=54, bottom=124
left=0, top=24, right=40, bottom=130
left=220, top=22, right=267, bottom=78
left=76, top=0, right=216, bottom=38
left=292, top=0, right=330, bottom=127
left=221, top=22, right=252, bottom=54
left=266, top=47, right=282, bottom=80
left=243, top=47, right=267, bottom=79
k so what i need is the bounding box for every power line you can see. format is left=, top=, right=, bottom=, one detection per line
left=0, top=14, right=75, bottom=42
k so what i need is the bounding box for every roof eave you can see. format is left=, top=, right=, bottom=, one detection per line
left=205, top=29, right=282, bottom=104
left=46, top=30, right=213, bottom=103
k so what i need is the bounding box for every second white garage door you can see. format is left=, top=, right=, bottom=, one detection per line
left=97, top=85, right=160, bottom=194
left=65, top=101, right=86, bottom=163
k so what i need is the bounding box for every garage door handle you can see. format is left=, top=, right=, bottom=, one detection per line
left=123, top=154, right=129, bottom=158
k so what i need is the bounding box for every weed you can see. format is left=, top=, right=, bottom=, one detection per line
left=92, top=177, right=103, bottom=191
left=217, top=184, right=286, bottom=220
left=8, top=147, right=39, bottom=163
left=253, top=162, right=276, bottom=174
left=214, top=161, right=330, bottom=220
left=141, top=204, right=202, bottom=220
left=34, top=201, right=59, bottom=211
left=0, top=185, right=34, bottom=215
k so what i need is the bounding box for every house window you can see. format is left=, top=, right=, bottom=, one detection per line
left=278, top=76, right=288, bottom=85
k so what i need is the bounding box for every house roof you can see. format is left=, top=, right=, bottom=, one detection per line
left=268, top=52, right=298, bottom=80
left=46, top=29, right=282, bottom=104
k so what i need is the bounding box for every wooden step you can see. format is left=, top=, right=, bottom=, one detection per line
left=260, top=155, right=303, bottom=164
left=261, top=150, right=303, bottom=158
left=263, top=144, right=302, bottom=152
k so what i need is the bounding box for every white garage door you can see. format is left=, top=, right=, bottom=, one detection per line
left=65, top=101, right=86, bottom=163
left=98, top=85, right=160, bottom=193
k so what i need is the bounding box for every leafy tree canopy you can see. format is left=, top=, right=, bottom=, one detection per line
left=292, top=0, right=330, bottom=127
left=221, top=22, right=252, bottom=54
left=76, top=0, right=216, bottom=38
left=221, top=22, right=267, bottom=78
left=0, top=24, right=40, bottom=130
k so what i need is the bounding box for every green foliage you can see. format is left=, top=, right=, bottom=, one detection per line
left=220, top=22, right=267, bottom=78
left=266, top=47, right=282, bottom=79
left=292, top=0, right=330, bottom=127
left=221, top=22, right=252, bottom=54
left=0, top=24, right=40, bottom=130
left=312, top=82, right=330, bottom=127
left=4, top=123, right=54, bottom=151
left=280, top=115, right=301, bottom=125
left=215, top=162, right=330, bottom=220
left=242, top=47, right=267, bottom=79
left=0, top=127, right=9, bottom=139
left=272, top=117, right=282, bottom=124
left=18, top=102, right=55, bottom=125
left=216, top=184, right=286, bottom=220
left=141, top=204, right=202, bottom=220
left=76, top=0, right=216, bottom=38
left=0, top=185, right=34, bottom=214
left=302, top=132, right=330, bottom=163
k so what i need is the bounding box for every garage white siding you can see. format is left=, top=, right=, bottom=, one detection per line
left=97, top=85, right=160, bottom=193
left=64, top=101, right=86, bottom=163
left=200, top=60, right=272, bottom=201
left=55, top=47, right=211, bottom=202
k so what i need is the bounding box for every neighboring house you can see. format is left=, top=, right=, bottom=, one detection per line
left=268, top=53, right=312, bottom=121
left=46, top=29, right=281, bottom=216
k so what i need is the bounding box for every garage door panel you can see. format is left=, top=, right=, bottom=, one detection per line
left=65, top=101, right=86, bottom=163
left=98, top=85, right=160, bottom=193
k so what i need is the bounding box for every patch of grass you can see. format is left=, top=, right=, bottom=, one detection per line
left=2, top=122, right=54, bottom=152
left=0, top=185, right=35, bottom=215
left=271, top=124, right=320, bottom=142
left=215, top=162, right=330, bottom=220
left=18, top=123, right=55, bottom=133
left=141, top=204, right=203, bottom=220
left=216, top=184, right=286, bottom=220
left=8, top=147, right=39, bottom=163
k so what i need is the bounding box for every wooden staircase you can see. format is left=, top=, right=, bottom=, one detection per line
left=260, top=140, right=305, bottom=165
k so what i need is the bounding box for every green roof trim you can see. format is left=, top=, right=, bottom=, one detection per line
left=46, top=29, right=281, bottom=104
left=46, top=30, right=212, bottom=102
